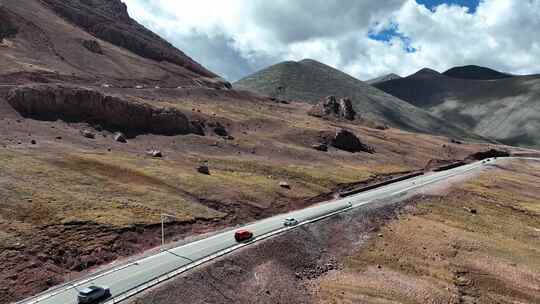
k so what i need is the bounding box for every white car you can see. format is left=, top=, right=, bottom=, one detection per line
left=283, top=217, right=299, bottom=227
left=77, top=285, right=110, bottom=303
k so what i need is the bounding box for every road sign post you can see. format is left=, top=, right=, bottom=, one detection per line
left=160, top=213, right=176, bottom=250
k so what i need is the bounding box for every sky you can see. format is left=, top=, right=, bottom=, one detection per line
left=122, top=0, right=540, bottom=82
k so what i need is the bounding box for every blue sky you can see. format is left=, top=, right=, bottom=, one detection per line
left=369, top=0, right=481, bottom=48
left=417, top=0, right=481, bottom=12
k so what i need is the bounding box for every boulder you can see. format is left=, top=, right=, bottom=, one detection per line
left=113, top=132, right=127, bottom=143
left=312, top=143, right=328, bottom=152
left=7, top=84, right=205, bottom=137
left=279, top=181, right=291, bottom=189
left=328, top=129, right=374, bottom=153
left=81, top=130, right=95, bottom=139
left=213, top=122, right=229, bottom=137
left=308, top=96, right=356, bottom=120
left=146, top=149, right=162, bottom=158
left=0, top=7, right=18, bottom=42
left=197, top=164, right=210, bottom=175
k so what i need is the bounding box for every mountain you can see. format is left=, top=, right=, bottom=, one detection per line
left=0, top=0, right=228, bottom=88
left=443, top=65, right=512, bottom=80
left=366, top=73, right=401, bottom=85
left=374, top=66, right=540, bottom=148
left=0, top=1, right=528, bottom=303
left=234, top=59, right=484, bottom=141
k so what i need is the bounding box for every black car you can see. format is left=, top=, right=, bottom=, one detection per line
left=77, top=285, right=111, bottom=303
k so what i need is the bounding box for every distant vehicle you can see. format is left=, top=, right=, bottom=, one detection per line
left=77, top=285, right=110, bottom=303
left=283, top=217, right=299, bottom=226
left=234, top=229, right=253, bottom=242
left=347, top=202, right=353, bottom=208
left=135, top=85, right=144, bottom=89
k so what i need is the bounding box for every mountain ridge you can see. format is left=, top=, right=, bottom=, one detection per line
left=442, top=65, right=512, bottom=80
left=234, top=59, right=486, bottom=141
left=375, top=66, right=540, bottom=148
left=366, top=73, right=401, bottom=85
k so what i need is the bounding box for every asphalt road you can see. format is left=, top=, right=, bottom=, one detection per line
left=16, top=157, right=526, bottom=304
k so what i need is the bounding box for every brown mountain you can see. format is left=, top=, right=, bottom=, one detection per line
left=0, top=0, right=228, bottom=88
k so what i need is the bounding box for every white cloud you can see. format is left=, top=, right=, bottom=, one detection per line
left=123, top=0, right=540, bottom=81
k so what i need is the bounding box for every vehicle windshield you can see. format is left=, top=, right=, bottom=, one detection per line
left=79, top=286, right=99, bottom=295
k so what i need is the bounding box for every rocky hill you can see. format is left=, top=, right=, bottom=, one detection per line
left=374, top=67, right=540, bottom=148
left=234, top=59, right=485, bottom=141
left=0, top=0, right=227, bottom=88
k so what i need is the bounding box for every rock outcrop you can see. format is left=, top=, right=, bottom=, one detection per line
left=0, top=6, right=18, bottom=42
left=82, top=39, right=103, bottom=54
left=466, top=149, right=509, bottom=161
left=7, top=84, right=205, bottom=136
left=321, top=129, right=374, bottom=153
left=113, top=132, right=127, bottom=143
left=308, top=96, right=356, bottom=120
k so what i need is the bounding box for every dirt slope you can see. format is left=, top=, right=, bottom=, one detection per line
left=318, top=159, right=540, bottom=303
left=0, top=0, right=227, bottom=88
left=375, top=67, right=540, bottom=148
left=234, top=59, right=485, bottom=141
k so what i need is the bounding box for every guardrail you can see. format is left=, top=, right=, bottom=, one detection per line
left=432, top=161, right=467, bottom=172
left=16, top=258, right=144, bottom=304
left=339, top=172, right=424, bottom=197
left=103, top=201, right=353, bottom=304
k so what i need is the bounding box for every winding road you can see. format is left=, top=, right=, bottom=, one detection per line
left=16, top=157, right=532, bottom=304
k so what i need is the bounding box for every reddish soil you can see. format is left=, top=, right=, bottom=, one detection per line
left=0, top=83, right=527, bottom=303
left=127, top=159, right=540, bottom=304
left=130, top=199, right=410, bottom=304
